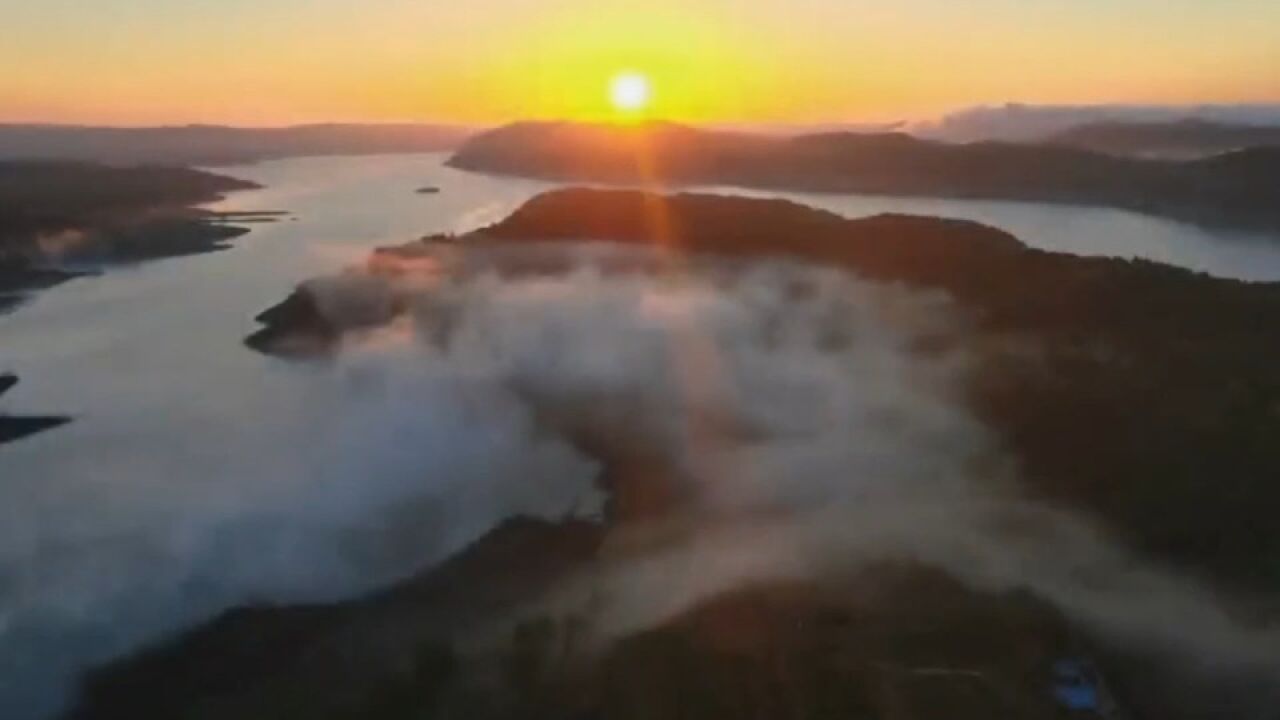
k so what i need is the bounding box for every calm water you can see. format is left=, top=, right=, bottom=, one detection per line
left=703, top=185, right=1280, bottom=282
left=2, top=152, right=1279, bottom=719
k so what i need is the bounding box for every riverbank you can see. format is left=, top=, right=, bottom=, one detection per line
left=0, top=161, right=260, bottom=311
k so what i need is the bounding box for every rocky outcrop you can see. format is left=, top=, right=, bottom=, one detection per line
left=243, top=287, right=339, bottom=357
left=244, top=273, right=400, bottom=356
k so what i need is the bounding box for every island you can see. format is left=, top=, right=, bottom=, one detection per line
left=447, top=121, right=1280, bottom=233
left=0, top=161, right=259, bottom=311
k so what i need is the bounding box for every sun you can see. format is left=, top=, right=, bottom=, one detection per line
left=609, top=72, right=653, bottom=114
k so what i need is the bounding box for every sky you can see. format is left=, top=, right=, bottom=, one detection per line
left=2, top=0, right=1278, bottom=126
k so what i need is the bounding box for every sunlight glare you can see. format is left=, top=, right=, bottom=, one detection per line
left=610, top=72, right=653, bottom=114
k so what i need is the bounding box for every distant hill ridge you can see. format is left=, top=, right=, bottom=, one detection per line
left=1048, top=119, right=1280, bottom=158
left=0, top=123, right=473, bottom=166
left=448, top=121, right=1280, bottom=233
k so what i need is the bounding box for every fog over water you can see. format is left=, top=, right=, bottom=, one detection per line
left=3, top=153, right=1280, bottom=719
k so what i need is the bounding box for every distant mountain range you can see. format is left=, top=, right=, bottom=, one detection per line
left=0, top=123, right=473, bottom=166
left=912, top=102, right=1280, bottom=143
left=8, top=112, right=1280, bottom=167
left=1047, top=119, right=1280, bottom=159
left=448, top=121, right=1280, bottom=233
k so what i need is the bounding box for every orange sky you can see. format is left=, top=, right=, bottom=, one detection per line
left=4, top=0, right=1279, bottom=126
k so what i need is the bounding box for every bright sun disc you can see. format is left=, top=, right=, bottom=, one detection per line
left=609, top=72, right=652, bottom=113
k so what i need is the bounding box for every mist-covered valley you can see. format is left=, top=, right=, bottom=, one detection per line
left=5, top=155, right=1280, bottom=720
